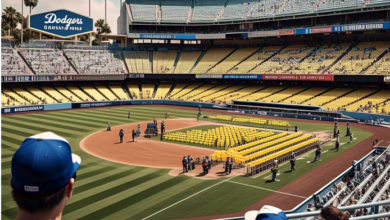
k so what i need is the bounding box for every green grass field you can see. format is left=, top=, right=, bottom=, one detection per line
left=1, top=106, right=372, bottom=220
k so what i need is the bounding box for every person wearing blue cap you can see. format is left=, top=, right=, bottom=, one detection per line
left=245, top=205, right=288, bottom=220
left=10, top=132, right=81, bottom=220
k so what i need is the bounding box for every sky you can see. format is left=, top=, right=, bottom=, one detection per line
left=1, top=0, right=121, bottom=34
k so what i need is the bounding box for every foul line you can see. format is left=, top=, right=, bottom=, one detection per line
left=227, top=181, right=306, bottom=199
left=142, top=175, right=237, bottom=220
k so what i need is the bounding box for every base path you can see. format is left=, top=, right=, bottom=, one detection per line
left=80, top=118, right=218, bottom=169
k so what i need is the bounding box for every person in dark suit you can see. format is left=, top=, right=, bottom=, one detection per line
left=128, top=112, right=130, bottom=119
left=119, top=129, right=124, bottom=143
left=182, top=156, right=188, bottom=173
left=290, top=153, right=296, bottom=171
left=335, top=140, right=340, bottom=152
left=271, top=166, right=278, bottom=181
left=132, top=129, right=136, bottom=142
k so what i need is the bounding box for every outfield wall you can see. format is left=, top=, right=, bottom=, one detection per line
left=0, top=101, right=380, bottom=124
left=340, top=111, right=390, bottom=123
left=1, top=101, right=386, bottom=124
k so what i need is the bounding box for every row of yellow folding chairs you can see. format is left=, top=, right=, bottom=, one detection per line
left=244, top=134, right=312, bottom=160
left=238, top=133, right=302, bottom=156
left=230, top=132, right=281, bottom=152
left=247, top=137, right=319, bottom=167
left=208, top=115, right=232, bottom=121
left=267, top=121, right=291, bottom=127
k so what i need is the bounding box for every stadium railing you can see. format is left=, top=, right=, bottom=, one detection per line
left=285, top=199, right=390, bottom=220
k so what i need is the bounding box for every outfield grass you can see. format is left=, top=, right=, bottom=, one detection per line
left=1, top=106, right=372, bottom=220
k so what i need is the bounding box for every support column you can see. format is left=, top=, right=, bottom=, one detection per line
left=89, top=33, right=92, bottom=46
left=39, top=33, right=42, bottom=40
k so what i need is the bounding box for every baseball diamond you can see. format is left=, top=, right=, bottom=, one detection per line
left=2, top=1, right=390, bottom=219
left=2, top=105, right=389, bottom=220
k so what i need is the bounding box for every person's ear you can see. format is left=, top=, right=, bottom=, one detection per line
left=65, top=178, right=75, bottom=199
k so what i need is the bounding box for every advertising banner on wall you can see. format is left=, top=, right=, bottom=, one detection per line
left=278, top=30, right=294, bottom=36
left=223, top=74, right=262, bottom=79
left=332, top=22, right=390, bottom=32
left=2, top=105, right=44, bottom=114
left=2, top=74, right=124, bottom=82
left=195, top=74, right=223, bottom=79
left=27, top=9, right=93, bottom=38
left=139, top=33, right=196, bottom=39
left=262, top=74, right=334, bottom=81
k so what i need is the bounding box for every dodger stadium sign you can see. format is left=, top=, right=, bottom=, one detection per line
left=28, top=9, right=93, bottom=38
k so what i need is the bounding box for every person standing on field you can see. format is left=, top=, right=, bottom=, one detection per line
left=128, top=112, right=130, bottom=119
left=119, top=129, right=124, bottom=143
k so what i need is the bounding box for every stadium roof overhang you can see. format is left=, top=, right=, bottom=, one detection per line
left=26, top=9, right=94, bottom=39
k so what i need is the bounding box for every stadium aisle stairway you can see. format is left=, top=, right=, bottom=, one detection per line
left=96, top=85, right=118, bottom=100
left=208, top=47, right=260, bottom=73
left=123, top=51, right=151, bottom=73
left=192, top=48, right=235, bottom=73
left=42, top=87, right=71, bottom=103
left=67, top=86, right=92, bottom=101
left=153, top=51, right=177, bottom=73
left=56, top=87, right=82, bottom=102
left=26, top=87, right=57, bottom=104
left=282, top=87, right=330, bottom=104
left=126, top=83, right=139, bottom=99
left=154, top=83, right=172, bottom=99
left=259, top=87, right=307, bottom=103
left=174, top=51, right=202, bottom=74
left=81, top=86, right=107, bottom=101
left=141, top=84, right=155, bottom=99
left=234, top=46, right=282, bottom=74
left=301, top=88, right=353, bottom=107
left=108, top=85, right=128, bottom=100
left=322, top=89, right=378, bottom=111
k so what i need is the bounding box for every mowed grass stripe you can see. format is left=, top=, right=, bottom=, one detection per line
left=1, top=121, right=77, bottom=138
left=64, top=169, right=165, bottom=213
left=103, top=178, right=211, bottom=220
left=73, top=166, right=145, bottom=188
left=63, top=172, right=173, bottom=219
left=3, top=117, right=89, bottom=133
left=1, top=153, right=14, bottom=159
left=73, top=167, right=146, bottom=195
left=5, top=115, right=100, bottom=130
left=78, top=176, right=188, bottom=220
left=1, top=142, right=18, bottom=152
left=66, top=168, right=163, bottom=205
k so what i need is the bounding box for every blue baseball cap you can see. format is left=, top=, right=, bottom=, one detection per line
left=11, top=132, right=81, bottom=193
left=245, top=205, right=288, bottom=220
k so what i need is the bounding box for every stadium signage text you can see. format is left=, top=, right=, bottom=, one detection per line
left=28, top=9, right=93, bottom=38
left=2, top=105, right=44, bottom=114
left=223, top=74, right=262, bottom=79
left=44, top=13, right=83, bottom=30
left=332, top=22, right=388, bottom=32
left=195, top=74, right=223, bottom=79
left=262, top=74, right=334, bottom=81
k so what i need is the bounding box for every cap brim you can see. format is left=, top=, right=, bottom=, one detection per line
left=245, top=211, right=259, bottom=220
left=72, top=153, right=81, bottom=174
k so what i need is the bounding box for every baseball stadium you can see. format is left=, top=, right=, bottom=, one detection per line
left=1, top=0, right=390, bottom=220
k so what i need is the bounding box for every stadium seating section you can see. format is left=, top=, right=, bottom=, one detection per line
left=128, top=0, right=385, bottom=23
left=19, top=48, right=75, bottom=74
left=64, top=50, right=126, bottom=74
left=1, top=47, right=32, bottom=75
left=2, top=83, right=389, bottom=114
left=2, top=40, right=389, bottom=75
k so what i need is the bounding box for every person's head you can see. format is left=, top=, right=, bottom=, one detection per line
left=11, top=132, right=81, bottom=218
left=245, top=205, right=287, bottom=220
left=320, top=206, right=349, bottom=220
